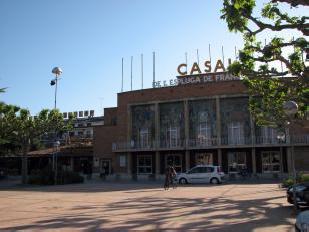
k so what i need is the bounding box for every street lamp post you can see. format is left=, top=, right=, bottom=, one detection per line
left=53, top=140, right=60, bottom=185
left=50, top=67, right=62, bottom=184
left=282, top=100, right=299, bottom=212
left=51, top=67, right=62, bottom=109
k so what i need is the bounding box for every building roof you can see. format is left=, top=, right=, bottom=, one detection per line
left=27, top=142, right=93, bottom=157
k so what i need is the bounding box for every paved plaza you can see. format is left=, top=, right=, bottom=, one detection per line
left=0, top=181, right=296, bottom=231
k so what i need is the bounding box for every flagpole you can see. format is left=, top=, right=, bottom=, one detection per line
left=130, top=56, right=133, bottom=91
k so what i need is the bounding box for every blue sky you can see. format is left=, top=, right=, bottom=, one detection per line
left=0, top=0, right=304, bottom=116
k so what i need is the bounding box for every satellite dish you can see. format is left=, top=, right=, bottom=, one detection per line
left=52, top=67, right=63, bottom=77
left=283, top=101, right=298, bottom=116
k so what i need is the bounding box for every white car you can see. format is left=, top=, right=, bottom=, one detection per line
left=176, top=165, right=225, bottom=184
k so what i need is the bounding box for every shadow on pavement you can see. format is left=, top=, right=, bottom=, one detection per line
left=0, top=179, right=282, bottom=193
left=1, top=183, right=295, bottom=231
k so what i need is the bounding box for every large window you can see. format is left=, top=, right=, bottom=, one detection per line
left=119, top=155, right=126, bottom=167
left=166, top=154, right=182, bottom=173
left=139, top=128, right=149, bottom=148
left=197, top=111, right=212, bottom=145
left=137, top=155, right=152, bottom=174
left=228, top=122, right=244, bottom=144
left=228, top=152, right=246, bottom=173
left=166, top=126, right=180, bottom=147
left=262, top=151, right=281, bottom=173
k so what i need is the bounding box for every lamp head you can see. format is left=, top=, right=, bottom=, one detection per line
left=52, top=67, right=63, bottom=77
left=283, top=101, right=298, bottom=116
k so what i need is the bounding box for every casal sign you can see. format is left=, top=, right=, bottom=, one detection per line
left=177, top=59, right=231, bottom=76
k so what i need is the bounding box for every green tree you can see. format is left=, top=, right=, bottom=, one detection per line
left=0, top=106, right=72, bottom=184
left=221, top=0, right=308, bottom=127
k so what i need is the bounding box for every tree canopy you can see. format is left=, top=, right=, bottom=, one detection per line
left=0, top=102, right=74, bottom=183
left=221, top=0, right=308, bottom=127
left=0, top=105, right=72, bottom=156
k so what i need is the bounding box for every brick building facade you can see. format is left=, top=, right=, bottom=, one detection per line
left=93, top=77, right=309, bottom=180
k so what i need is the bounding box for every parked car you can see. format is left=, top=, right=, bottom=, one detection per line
left=287, top=182, right=309, bottom=206
left=176, top=165, right=225, bottom=184
left=295, top=210, right=309, bottom=232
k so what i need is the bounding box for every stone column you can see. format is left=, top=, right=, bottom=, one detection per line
left=280, top=147, right=283, bottom=174
left=127, top=152, right=132, bottom=175
left=184, top=100, right=190, bottom=172
left=250, top=113, right=256, bottom=145
left=127, top=105, right=132, bottom=146
left=184, top=100, right=189, bottom=148
left=70, top=157, right=74, bottom=172
left=218, top=149, right=222, bottom=166
left=155, top=151, right=160, bottom=178
left=251, top=148, right=256, bottom=174
left=185, top=150, right=190, bottom=171
left=215, top=96, right=221, bottom=145
left=155, top=103, right=160, bottom=149
left=286, top=147, right=293, bottom=174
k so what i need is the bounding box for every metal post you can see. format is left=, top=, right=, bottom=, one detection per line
left=51, top=67, right=62, bottom=185
left=131, top=56, right=133, bottom=91
left=141, top=54, right=143, bottom=89
left=54, top=76, right=58, bottom=109
left=121, top=58, right=124, bottom=92
left=55, top=152, right=58, bottom=185
left=291, top=142, right=298, bottom=211
left=153, top=52, right=155, bottom=83
left=282, top=101, right=299, bottom=213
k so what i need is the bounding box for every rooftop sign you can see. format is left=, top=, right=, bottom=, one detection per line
left=177, top=59, right=229, bottom=76
left=152, top=59, right=240, bottom=88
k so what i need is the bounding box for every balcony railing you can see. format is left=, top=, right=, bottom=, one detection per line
left=255, top=136, right=284, bottom=145
left=111, top=134, right=309, bottom=151
left=221, top=136, right=252, bottom=146
left=188, top=138, right=218, bottom=148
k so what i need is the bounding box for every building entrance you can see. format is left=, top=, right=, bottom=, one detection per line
left=101, top=159, right=111, bottom=175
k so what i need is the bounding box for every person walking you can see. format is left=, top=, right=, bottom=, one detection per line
left=164, top=166, right=171, bottom=190
left=170, top=166, right=177, bottom=189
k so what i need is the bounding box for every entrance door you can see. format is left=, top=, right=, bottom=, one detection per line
left=101, top=160, right=111, bottom=175
left=196, top=153, right=213, bottom=165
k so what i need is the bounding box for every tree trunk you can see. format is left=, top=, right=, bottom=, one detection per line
left=21, top=145, right=28, bottom=184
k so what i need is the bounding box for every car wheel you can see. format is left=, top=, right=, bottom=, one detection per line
left=179, top=178, right=188, bottom=184
left=210, top=178, right=220, bottom=184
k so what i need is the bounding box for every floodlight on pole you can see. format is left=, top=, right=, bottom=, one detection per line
left=51, top=67, right=63, bottom=109
left=50, top=67, right=62, bottom=185
left=282, top=100, right=299, bottom=212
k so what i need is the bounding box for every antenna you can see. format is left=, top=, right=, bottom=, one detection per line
left=130, top=56, right=133, bottom=91
left=121, top=58, right=124, bottom=92
left=141, top=54, right=143, bottom=89
left=208, top=44, right=212, bottom=64
left=221, top=45, right=225, bottom=66
left=153, top=52, right=155, bottom=83
left=196, top=49, right=200, bottom=65
left=185, top=52, right=188, bottom=73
